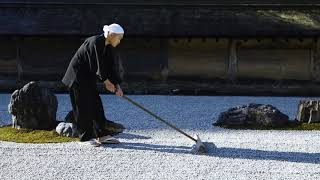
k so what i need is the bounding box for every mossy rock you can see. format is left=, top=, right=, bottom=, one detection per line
left=0, top=125, right=78, bottom=143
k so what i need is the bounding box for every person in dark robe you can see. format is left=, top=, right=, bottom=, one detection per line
left=62, top=23, right=124, bottom=146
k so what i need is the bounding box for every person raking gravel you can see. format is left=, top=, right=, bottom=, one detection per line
left=62, top=23, right=124, bottom=147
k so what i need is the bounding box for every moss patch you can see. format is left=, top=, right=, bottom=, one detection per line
left=220, top=123, right=320, bottom=130
left=0, top=125, right=78, bottom=143
left=257, top=10, right=320, bottom=28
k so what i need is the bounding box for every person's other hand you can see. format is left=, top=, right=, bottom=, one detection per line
left=104, top=79, right=116, bottom=93
left=115, top=85, right=124, bottom=97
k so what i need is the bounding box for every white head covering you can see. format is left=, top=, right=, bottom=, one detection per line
left=103, top=23, right=124, bottom=38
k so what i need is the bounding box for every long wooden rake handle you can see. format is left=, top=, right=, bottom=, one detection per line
left=122, top=95, right=197, bottom=142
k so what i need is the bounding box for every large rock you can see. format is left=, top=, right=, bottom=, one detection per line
left=214, top=103, right=289, bottom=128
left=8, top=81, right=57, bottom=130
left=296, top=100, right=320, bottom=123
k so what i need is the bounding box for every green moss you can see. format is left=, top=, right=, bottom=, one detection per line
left=0, top=125, right=78, bottom=143
left=283, top=123, right=320, bottom=130
left=257, top=10, right=320, bottom=28
left=221, top=123, right=320, bottom=130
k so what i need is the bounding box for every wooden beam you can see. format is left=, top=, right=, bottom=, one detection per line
left=227, top=39, right=238, bottom=81
left=15, top=37, right=22, bottom=81
left=1, top=0, right=320, bottom=6
left=311, top=38, right=320, bottom=82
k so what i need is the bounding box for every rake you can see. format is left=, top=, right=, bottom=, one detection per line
left=122, top=95, right=207, bottom=154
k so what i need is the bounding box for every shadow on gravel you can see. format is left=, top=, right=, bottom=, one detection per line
left=211, top=146, right=320, bottom=164
left=104, top=142, right=191, bottom=154
left=104, top=142, right=320, bottom=164
left=115, top=133, right=152, bottom=140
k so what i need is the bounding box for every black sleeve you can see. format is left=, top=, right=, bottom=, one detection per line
left=87, top=42, right=109, bottom=82
left=95, top=45, right=109, bottom=82
left=96, top=48, right=109, bottom=82
left=86, top=41, right=122, bottom=84
left=107, top=47, right=123, bottom=85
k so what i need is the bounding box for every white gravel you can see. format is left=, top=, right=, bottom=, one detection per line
left=0, top=94, right=320, bottom=179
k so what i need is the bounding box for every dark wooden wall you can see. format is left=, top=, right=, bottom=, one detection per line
left=1, top=36, right=319, bottom=80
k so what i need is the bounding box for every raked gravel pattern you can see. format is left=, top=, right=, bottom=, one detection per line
left=0, top=94, right=319, bottom=179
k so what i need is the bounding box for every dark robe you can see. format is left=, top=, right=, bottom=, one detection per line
left=62, top=34, right=121, bottom=88
left=62, top=34, right=122, bottom=141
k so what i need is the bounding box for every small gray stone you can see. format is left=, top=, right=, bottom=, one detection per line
left=56, top=122, right=78, bottom=137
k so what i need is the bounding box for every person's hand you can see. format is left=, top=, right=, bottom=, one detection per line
left=104, top=79, right=116, bottom=93
left=115, top=84, right=124, bottom=97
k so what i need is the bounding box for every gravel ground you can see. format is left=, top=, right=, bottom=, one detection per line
left=0, top=94, right=319, bottom=179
